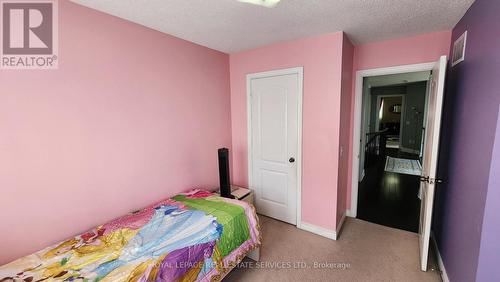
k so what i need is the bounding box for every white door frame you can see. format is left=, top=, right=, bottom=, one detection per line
left=247, top=66, right=304, bottom=226
left=375, top=94, right=406, bottom=134
left=374, top=94, right=406, bottom=147
left=348, top=62, right=435, bottom=218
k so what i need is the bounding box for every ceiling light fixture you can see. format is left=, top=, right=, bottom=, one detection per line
left=238, top=0, right=281, bottom=8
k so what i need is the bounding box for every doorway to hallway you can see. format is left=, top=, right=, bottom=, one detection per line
left=350, top=57, right=448, bottom=271
left=357, top=72, right=430, bottom=233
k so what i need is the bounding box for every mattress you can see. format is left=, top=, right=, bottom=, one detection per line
left=0, top=190, right=261, bottom=282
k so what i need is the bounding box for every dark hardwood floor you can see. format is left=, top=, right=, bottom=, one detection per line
left=357, top=148, right=421, bottom=233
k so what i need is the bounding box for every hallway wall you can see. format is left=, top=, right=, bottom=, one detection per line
left=402, top=82, right=427, bottom=152
left=369, top=85, right=407, bottom=133
left=433, top=0, right=500, bottom=281
left=367, top=83, right=426, bottom=153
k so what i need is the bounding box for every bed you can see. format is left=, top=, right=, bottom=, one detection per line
left=0, top=189, right=261, bottom=282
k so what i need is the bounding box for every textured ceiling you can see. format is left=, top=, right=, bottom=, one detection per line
left=70, top=0, right=474, bottom=53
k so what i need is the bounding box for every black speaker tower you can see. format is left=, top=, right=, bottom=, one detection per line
left=218, top=148, right=234, bottom=199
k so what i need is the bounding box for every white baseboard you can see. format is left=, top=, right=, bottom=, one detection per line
left=431, top=233, right=449, bottom=282
left=298, top=221, right=337, bottom=240
left=346, top=209, right=356, bottom=217
left=298, top=213, right=347, bottom=240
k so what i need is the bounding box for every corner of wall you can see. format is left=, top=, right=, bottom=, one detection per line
left=336, top=31, right=355, bottom=227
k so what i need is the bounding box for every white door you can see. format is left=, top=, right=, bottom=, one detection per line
left=248, top=67, right=302, bottom=225
left=419, top=55, right=447, bottom=271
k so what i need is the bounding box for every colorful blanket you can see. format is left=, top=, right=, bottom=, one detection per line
left=0, top=190, right=261, bottom=282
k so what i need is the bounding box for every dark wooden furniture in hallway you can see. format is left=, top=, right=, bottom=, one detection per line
left=357, top=148, right=421, bottom=232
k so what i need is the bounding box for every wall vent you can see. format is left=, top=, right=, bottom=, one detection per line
left=452, top=31, right=467, bottom=67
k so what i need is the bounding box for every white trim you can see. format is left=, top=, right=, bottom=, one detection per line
left=431, top=233, right=449, bottom=282
left=299, top=222, right=337, bottom=240
left=346, top=210, right=355, bottom=217
left=374, top=94, right=406, bottom=148
left=298, top=213, right=347, bottom=240
left=351, top=62, right=436, bottom=218
left=420, top=79, right=432, bottom=160
left=247, top=67, right=304, bottom=227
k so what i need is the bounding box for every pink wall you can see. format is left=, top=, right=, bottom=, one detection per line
left=0, top=1, right=231, bottom=265
left=352, top=31, right=452, bottom=71
left=230, top=33, right=344, bottom=231
left=346, top=31, right=452, bottom=210
left=337, top=34, right=354, bottom=226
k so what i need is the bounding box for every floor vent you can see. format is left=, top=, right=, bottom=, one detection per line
left=452, top=31, right=467, bottom=67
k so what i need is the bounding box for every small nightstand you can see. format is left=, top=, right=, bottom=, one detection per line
left=215, top=185, right=254, bottom=206
left=230, top=185, right=254, bottom=205
left=226, top=186, right=259, bottom=261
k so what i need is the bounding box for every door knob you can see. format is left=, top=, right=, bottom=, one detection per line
left=289, top=157, right=295, bottom=163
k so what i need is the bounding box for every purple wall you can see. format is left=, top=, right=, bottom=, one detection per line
left=434, top=0, right=500, bottom=281
left=476, top=106, right=500, bottom=281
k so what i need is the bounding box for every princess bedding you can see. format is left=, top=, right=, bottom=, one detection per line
left=0, top=190, right=261, bottom=282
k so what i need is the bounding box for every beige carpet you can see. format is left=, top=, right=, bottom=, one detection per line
left=224, top=216, right=442, bottom=282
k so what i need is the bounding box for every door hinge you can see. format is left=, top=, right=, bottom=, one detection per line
left=420, top=176, right=444, bottom=184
